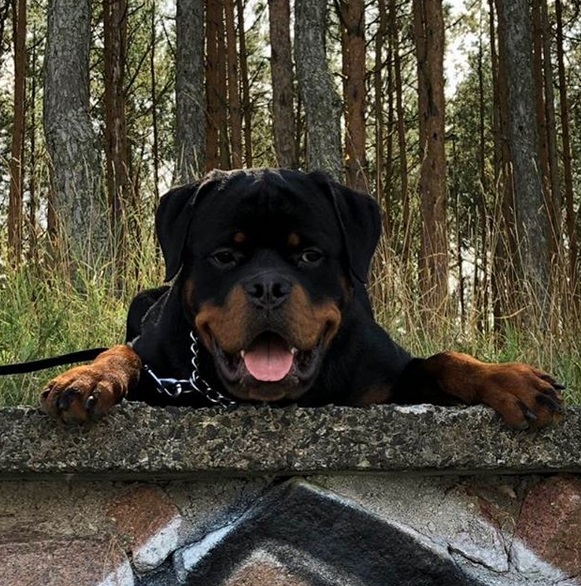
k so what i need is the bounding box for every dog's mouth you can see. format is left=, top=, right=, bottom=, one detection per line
left=212, top=331, right=322, bottom=402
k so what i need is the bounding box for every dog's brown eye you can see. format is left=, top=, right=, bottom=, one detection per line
left=299, top=249, right=324, bottom=266
left=210, top=249, right=240, bottom=268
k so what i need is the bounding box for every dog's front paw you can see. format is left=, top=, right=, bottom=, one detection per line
left=477, top=362, right=565, bottom=429
left=424, top=352, right=565, bottom=429
left=41, top=365, right=121, bottom=423
left=40, top=345, right=141, bottom=424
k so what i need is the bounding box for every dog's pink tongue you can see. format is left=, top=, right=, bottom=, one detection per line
left=244, top=337, right=293, bottom=382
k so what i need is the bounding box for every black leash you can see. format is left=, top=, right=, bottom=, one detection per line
left=0, top=334, right=235, bottom=408
left=0, top=348, right=107, bottom=375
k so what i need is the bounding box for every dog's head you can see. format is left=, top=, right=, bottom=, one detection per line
left=155, top=168, right=380, bottom=402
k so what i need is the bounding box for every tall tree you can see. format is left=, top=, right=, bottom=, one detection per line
left=531, top=0, right=559, bottom=258
left=149, top=0, right=160, bottom=199
left=540, top=0, right=560, bottom=256
left=412, top=0, right=449, bottom=318
left=389, top=0, right=410, bottom=268
left=175, top=0, right=205, bottom=182
left=206, top=0, right=221, bottom=169
left=43, top=0, right=108, bottom=269
left=27, top=20, right=39, bottom=260
left=489, top=0, right=518, bottom=329
left=206, top=0, right=229, bottom=169
left=103, top=0, right=130, bottom=254
left=268, top=0, right=297, bottom=168
left=531, top=0, right=550, bottom=206
left=294, top=0, right=342, bottom=179
left=8, top=0, right=25, bottom=263
left=495, top=0, right=550, bottom=320
left=374, top=0, right=388, bottom=232
left=476, top=9, right=489, bottom=329
left=224, top=0, right=242, bottom=168
left=555, top=0, right=577, bottom=291
left=338, top=0, right=367, bottom=191
left=236, top=0, right=252, bottom=167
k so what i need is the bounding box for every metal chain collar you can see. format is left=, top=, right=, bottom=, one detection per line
left=142, top=331, right=236, bottom=407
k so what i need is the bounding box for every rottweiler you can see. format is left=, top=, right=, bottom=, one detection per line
left=40, top=168, right=564, bottom=427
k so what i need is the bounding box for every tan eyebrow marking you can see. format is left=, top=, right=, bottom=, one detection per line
left=288, top=232, right=301, bottom=248
left=233, top=231, right=246, bottom=244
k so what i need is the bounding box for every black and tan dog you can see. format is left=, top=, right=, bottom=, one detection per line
left=40, top=168, right=564, bottom=427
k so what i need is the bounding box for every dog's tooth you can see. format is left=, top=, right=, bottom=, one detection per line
left=291, top=348, right=298, bottom=356
left=240, top=350, right=246, bottom=358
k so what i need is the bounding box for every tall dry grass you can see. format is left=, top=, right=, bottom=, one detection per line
left=0, top=204, right=578, bottom=406
left=370, top=220, right=581, bottom=404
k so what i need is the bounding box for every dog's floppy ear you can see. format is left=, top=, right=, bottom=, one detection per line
left=156, top=170, right=229, bottom=281
left=311, top=172, right=382, bottom=284
left=155, top=183, right=200, bottom=282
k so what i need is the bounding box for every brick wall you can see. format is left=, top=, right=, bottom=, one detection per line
left=1, top=404, right=580, bottom=585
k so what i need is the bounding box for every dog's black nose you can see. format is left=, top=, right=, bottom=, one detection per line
left=243, top=274, right=292, bottom=309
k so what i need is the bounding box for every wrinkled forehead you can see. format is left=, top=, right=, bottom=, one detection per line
left=189, top=170, right=342, bottom=251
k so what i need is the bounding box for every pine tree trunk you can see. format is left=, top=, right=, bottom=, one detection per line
left=339, top=0, right=367, bottom=191
left=268, top=0, right=297, bottom=168
left=389, top=0, right=410, bottom=269
left=150, top=2, right=160, bottom=199
left=236, top=0, right=253, bottom=167
left=216, top=5, right=229, bottom=168
left=28, top=21, right=38, bottom=262
left=495, top=0, right=550, bottom=321
left=413, top=0, right=449, bottom=319
left=103, top=0, right=130, bottom=261
left=8, top=0, right=26, bottom=264
left=531, top=0, right=550, bottom=205
left=555, top=0, right=578, bottom=292
left=540, top=0, right=560, bottom=256
left=175, top=0, right=205, bottom=182
left=294, top=0, right=342, bottom=179
left=205, top=0, right=222, bottom=169
left=374, top=0, right=387, bottom=235
left=225, top=0, right=242, bottom=168
left=490, top=0, right=517, bottom=330
left=476, top=21, right=489, bottom=331
left=43, top=0, right=107, bottom=270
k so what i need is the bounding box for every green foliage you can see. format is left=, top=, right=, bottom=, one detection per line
left=0, top=224, right=163, bottom=406
left=0, top=264, right=126, bottom=405
left=0, top=0, right=580, bottom=407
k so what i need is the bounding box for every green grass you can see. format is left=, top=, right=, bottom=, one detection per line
left=0, top=244, right=578, bottom=406
left=0, top=219, right=165, bottom=406
left=0, top=264, right=129, bottom=405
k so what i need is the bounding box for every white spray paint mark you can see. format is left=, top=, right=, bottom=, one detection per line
left=133, top=514, right=186, bottom=573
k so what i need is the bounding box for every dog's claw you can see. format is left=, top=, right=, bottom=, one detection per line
left=517, top=400, right=538, bottom=422
left=39, top=345, right=140, bottom=424
left=57, top=387, right=80, bottom=411
left=539, top=373, right=566, bottom=390
left=85, top=392, right=98, bottom=413
left=536, top=392, right=564, bottom=413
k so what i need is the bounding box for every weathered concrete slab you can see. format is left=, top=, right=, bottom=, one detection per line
left=0, top=402, right=580, bottom=478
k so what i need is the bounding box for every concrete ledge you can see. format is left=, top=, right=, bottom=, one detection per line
left=1, top=402, right=580, bottom=478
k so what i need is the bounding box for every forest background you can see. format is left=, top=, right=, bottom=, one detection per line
left=0, top=0, right=580, bottom=405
